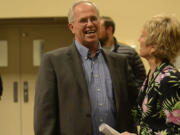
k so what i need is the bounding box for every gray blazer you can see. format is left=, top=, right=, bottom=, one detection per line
left=34, top=43, right=138, bottom=135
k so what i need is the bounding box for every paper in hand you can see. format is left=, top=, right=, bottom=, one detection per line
left=99, top=123, right=121, bottom=135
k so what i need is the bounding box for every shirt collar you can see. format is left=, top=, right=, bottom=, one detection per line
left=103, top=44, right=115, bottom=51
left=75, top=40, right=102, bottom=60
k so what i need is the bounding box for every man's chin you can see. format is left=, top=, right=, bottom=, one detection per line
left=86, top=38, right=98, bottom=43
left=83, top=39, right=98, bottom=46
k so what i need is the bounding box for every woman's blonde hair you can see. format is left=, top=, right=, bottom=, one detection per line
left=144, top=14, right=180, bottom=62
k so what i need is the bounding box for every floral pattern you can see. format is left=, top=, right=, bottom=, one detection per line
left=165, top=108, right=180, bottom=125
left=142, top=96, right=148, bottom=113
left=132, top=60, right=180, bottom=135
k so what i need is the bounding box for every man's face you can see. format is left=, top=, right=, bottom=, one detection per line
left=99, top=20, right=108, bottom=44
left=69, top=3, right=100, bottom=46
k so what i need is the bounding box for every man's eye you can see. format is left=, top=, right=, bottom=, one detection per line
left=80, top=18, right=87, bottom=23
left=91, top=17, right=97, bottom=22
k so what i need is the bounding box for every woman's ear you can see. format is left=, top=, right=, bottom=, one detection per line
left=150, top=44, right=156, bottom=54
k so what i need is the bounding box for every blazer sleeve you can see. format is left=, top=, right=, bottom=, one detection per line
left=130, top=50, right=146, bottom=89
left=116, top=43, right=146, bottom=89
left=126, top=60, right=139, bottom=108
left=34, top=53, right=59, bottom=135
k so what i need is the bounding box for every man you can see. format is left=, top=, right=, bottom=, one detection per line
left=34, top=1, right=138, bottom=135
left=99, top=16, right=146, bottom=89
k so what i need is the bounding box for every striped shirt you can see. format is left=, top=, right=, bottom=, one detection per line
left=75, top=40, right=116, bottom=135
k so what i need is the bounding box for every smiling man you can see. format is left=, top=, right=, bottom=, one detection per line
left=34, top=1, right=138, bottom=135
left=68, top=1, right=100, bottom=56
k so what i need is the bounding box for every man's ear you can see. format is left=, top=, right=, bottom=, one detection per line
left=68, top=23, right=74, bottom=34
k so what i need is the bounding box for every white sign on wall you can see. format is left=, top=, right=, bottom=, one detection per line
left=0, top=40, right=8, bottom=67
left=33, top=40, right=44, bottom=66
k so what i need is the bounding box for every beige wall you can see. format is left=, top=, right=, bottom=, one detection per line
left=0, top=0, right=180, bottom=71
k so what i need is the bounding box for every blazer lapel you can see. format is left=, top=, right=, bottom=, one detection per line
left=66, top=44, right=91, bottom=114
left=102, top=49, right=121, bottom=112
left=67, top=44, right=88, bottom=91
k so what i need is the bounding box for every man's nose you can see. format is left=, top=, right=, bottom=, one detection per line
left=87, top=19, right=93, bottom=26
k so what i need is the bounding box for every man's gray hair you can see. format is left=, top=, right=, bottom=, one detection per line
left=68, top=0, right=100, bottom=23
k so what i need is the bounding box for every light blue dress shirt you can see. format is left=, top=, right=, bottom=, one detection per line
left=75, top=40, right=116, bottom=135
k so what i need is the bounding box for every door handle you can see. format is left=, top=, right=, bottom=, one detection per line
left=23, top=81, right=28, bottom=103
left=13, top=81, right=18, bottom=103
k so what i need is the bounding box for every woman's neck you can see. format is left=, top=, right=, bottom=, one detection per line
left=148, top=57, right=162, bottom=80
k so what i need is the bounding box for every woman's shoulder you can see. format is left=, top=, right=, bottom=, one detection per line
left=158, top=65, right=180, bottom=93
left=156, top=65, right=180, bottom=83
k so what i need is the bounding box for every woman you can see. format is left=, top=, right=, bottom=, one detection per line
left=122, top=14, right=180, bottom=135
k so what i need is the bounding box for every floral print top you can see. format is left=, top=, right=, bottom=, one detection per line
left=132, top=60, right=180, bottom=135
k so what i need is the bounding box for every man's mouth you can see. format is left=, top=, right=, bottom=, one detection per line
left=85, top=30, right=96, bottom=34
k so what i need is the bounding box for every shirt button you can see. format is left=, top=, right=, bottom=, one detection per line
left=99, top=104, right=103, bottom=106
left=92, top=61, right=95, bottom=64
left=97, top=88, right=101, bottom=92
left=94, top=74, right=98, bottom=78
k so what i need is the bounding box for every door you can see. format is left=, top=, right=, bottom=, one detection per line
left=0, top=27, right=21, bottom=135
left=0, top=18, right=73, bottom=135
